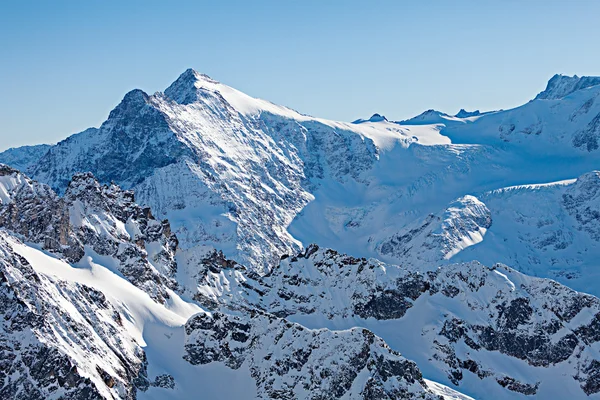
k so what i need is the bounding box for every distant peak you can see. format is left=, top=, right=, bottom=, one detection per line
left=164, top=68, right=219, bottom=104
left=455, top=109, right=481, bottom=118
left=352, top=113, right=388, bottom=124
left=535, top=74, right=600, bottom=100
left=369, top=113, right=388, bottom=122
left=421, top=109, right=446, bottom=116
left=122, top=88, right=149, bottom=102
left=412, top=109, right=448, bottom=119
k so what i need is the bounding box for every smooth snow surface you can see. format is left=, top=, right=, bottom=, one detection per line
left=9, top=238, right=200, bottom=344
left=424, top=379, right=475, bottom=400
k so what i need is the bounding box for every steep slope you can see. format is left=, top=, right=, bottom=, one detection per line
left=450, top=171, right=600, bottom=296
left=0, top=231, right=195, bottom=400
left=375, top=195, right=491, bottom=266
left=0, top=164, right=179, bottom=303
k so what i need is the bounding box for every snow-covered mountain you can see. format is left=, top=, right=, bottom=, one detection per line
left=535, top=74, right=600, bottom=100
left=5, top=70, right=600, bottom=277
left=3, top=164, right=600, bottom=399
left=179, top=240, right=600, bottom=398
left=0, top=166, right=470, bottom=399
left=2, top=70, right=600, bottom=399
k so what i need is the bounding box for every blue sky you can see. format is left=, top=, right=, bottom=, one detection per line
left=1, top=0, right=600, bottom=150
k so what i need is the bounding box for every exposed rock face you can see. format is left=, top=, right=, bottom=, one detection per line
left=190, top=246, right=600, bottom=397
left=0, top=144, right=51, bottom=173
left=16, top=70, right=382, bottom=272
left=183, top=311, right=442, bottom=400
left=573, top=112, right=600, bottom=151
left=30, top=90, right=191, bottom=192
left=0, top=232, right=148, bottom=399
left=535, top=74, right=600, bottom=100
left=0, top=165, right=178, bottom=303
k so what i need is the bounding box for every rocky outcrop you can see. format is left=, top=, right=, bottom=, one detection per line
left=0, top=165, right=178, bottom=303
left=183, top=311, right=443, bottom=400
left=190, top=245, right=600, bottom=397
left=535, top=74, right=600, bottom=100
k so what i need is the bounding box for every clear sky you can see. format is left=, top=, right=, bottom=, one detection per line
left=1, top=0, right=600, bottom=150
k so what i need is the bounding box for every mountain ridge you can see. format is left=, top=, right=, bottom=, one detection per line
left=4, top=69, right=600, bottom=275
left=2, top=69, right=600, bottom=398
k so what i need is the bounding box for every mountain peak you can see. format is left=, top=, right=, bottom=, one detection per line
left=455, top=109, right=481, bottom=118
left=178, top=68, right=215, bottom=84
left=352, top=113, right=388, bottom=124
left=164, top=68, right=219, bottom=104
left=368, top=113, right=387, bottom=122
left=105, top=89, right=151, bottom=123
left=122, top=88, right=150, bottom=104
left=535, top=74, right=600, bottom=100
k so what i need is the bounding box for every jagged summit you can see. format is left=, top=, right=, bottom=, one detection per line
left=179, top=67, right=215, bottom=82
left=455, top=109, right=481, bottom=118
left=106, top=88, right=152, bottom=122
left=164, top=68, right=220, bottom=105
left=535, top=73, right=600, bottom=100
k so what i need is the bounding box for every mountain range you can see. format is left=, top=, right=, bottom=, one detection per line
left=1, top=69, right=600, bottom=399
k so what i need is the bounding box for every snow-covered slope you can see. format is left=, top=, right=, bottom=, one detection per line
left=443, top=79, right=600, bottom=154
left=0, top=230, right=199, bottom=400
left=3, top=69, right=600, bottom=399
left=0, top=164, right=179, bottom=302
left=447, top=171, right=600, bottom=296
left=190, top=245, right=600, bottom=399
left=0, top=166, right=472, bottom=399
left=11, top=70, right=600, bottom=276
